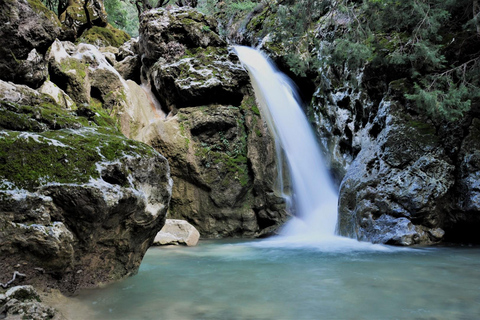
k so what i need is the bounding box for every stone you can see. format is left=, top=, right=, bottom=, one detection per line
left=0, top=286, right=61, bottom=320
left=117, top=38, right=139, bottom=61
left=59, top=0, right=108, bottom=40
left=129, top=6, right=288, bottom=238
left=153, top=219, right=200, bottom=246
left=138, top=7, right=223, bottom=69
left=38, top=80, right=76, bottom=109
left=115, top=56, right=142, bottom=83
left=78, top=24, right=131, bottom=48
left=149, top=48, right=249, bottom=110
left=337, top=99, right=454, bottom=245
left=0, top=84, right=172, bottom=293
left=0, top=0, right=61, bottom=88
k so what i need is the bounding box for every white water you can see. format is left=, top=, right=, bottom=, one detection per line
left=235, top=46, right=340, bottom=240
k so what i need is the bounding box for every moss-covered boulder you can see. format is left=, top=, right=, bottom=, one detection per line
left=59, top=0, right=108, bottom=40
left=0, top=0, right=61, bottom=88
left=47, top=39, right=147, bottom=137
left=0, top=81, right=172, bottom=293
left=78, top=24, right=130, bottom=48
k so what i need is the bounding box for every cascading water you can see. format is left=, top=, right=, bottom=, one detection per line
left=234, top=46, right=339, bottom=241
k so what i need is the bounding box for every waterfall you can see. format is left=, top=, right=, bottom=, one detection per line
left=234, top=46, right=339, bottom=241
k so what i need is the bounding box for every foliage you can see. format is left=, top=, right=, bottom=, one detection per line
left=271, top=0, right=331, bottom=77
left=198, top=0, right=261, bottom=35
left=323, top=0, right=480, bottom=120
left=104, top=0, right=140, bottom=36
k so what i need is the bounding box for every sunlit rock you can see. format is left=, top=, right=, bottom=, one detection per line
left=153, top=219, right=200, bottom=246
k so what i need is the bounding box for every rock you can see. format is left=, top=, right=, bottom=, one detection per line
left=47, top=40, right=91, bottom=104
left=47, top=40, right=144, bottom=136
left=59, top=0, right=108, bottom=40
left=150, top=48, right=249, bottom=110
left=129, top=6, right=288, bottom=238
left=38, top=80, right=76, bottom=109
left=337, top=99, right=454, bottom=245
left=138, top=7, right=223, bottom=69
left=153, top=219, right=200, bottom=246
left=115, top=56, right=142, bottom=83
left=0, top=286, right=61, bottom=320
left=0, top=0, right=61, bottom=88
left=114, top=38, right=141, bottom=83
left=78, top=24, right=131, bottom=48
left=139, top=7, right=248, bottom=111
left=117, top=38, right=139, bottom=61
left=0, top=82, right=172, bottom=293
left=137, top=100, right=288, bottom=238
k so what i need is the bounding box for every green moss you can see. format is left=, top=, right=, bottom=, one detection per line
left=408, top=121, right=436, bottom=136
left=241, top=95, right=260, bottom=115
left=0, top=101, right=86, bottom=131
left=60, top=57, right=87, bottom=80
left=26, top=0, right=61, bottom=27
left=0, top=127, right=154, bottom=191
left=78, top=24, right=131, bottom=48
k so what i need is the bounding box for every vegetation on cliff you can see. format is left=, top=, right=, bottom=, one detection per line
left=206, top=0, right=480, bottom=121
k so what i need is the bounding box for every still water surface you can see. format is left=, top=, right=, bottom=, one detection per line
left=68, top=240, right=480, bottom=319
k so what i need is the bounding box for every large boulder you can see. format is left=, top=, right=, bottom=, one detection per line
left=0, top=81, right=172, bottom=293
left=0, top=0, right=61, bottom=88
left=139, top=7, right=248, bottom=112
left=139, top=7, right=223, bottom=69
left=47, top=39, right=155, bottom=138
left=150, top=48, right=249, bottom=110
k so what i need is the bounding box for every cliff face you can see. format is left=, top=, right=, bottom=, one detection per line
left=216, top=1, right=480, bottom=245
left=129, top=7, right=289, bottom=238
left=0, top=0, right=172, bottom=294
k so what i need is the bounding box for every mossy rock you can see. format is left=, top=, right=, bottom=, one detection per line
left=26, top=0, right=61, bottom=28
left=0, top=126, right=155, bottom=191
left=78, top=24, right=131, bottom=48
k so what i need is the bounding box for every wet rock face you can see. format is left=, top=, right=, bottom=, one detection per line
left=140, top=103, right=288, bottom=238
left=0, top=81, right=172, bottom=293
left=0, top=0, right=61, bottom=88
left=317, top=69, right=480, bottom=245
left=133, top=7, right=288, bottom=238
left=337, top=100, right=454, bottom=245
